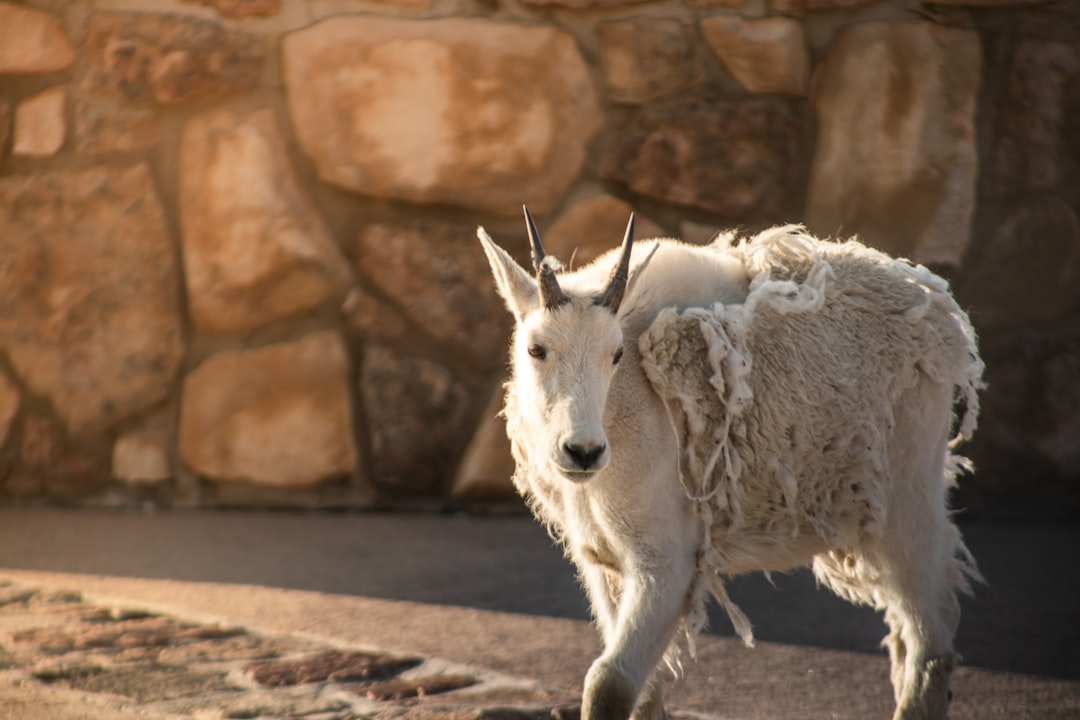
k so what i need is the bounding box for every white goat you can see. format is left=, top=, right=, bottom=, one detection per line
left=478, top=208, right=984, bottom=720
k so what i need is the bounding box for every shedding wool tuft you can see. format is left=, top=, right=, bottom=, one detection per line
left=638, top=226, right=985, bottom=650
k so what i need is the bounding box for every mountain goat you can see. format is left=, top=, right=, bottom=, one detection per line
left=478, top=208, right=984, bottom=720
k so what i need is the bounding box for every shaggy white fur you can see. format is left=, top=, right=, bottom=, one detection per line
left=638, top=226, right=984, bottom=650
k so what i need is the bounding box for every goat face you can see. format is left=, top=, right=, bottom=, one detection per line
left=479, top=208, right=638, bottom=482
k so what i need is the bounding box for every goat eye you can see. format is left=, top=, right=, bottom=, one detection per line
left=613, top=347, right=624, bottom=365
left=527, top=344, right=547, bottom=360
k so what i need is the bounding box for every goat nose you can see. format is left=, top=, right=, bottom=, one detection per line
left=564, top=442, right=606, bottom=470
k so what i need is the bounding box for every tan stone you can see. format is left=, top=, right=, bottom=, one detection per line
left=0, top=101, right=11, bottom=156
left=181, top=0, right=282, bottom=18
left=522, top=0, right=652, bottom=7
left=701, top=17, right=809, bottom=96
left=989, top=35, right=1080, bottom=198
left=597, top=18, right=704, bottom=104
left=544, top=195, right=666, bottom=269
left=913, top=0, right=1041, bottom=4
left=451, top=382, right=516, bottom=500
left=679, top=220, right=725, bottom=246
left=179, top=332, right=356, bottom=487
left=74, top=99, right=161, bottom=156
left=113, top=430, right=171, bottom=483
left=80, top=12, right=265, bottom=106
left=0, top=163, right=183, bottom=434
left=360, top=345, right=470, bottom=495
left=283, top=17, right=601, bottom=215
left=15, top=414, right=98, bottom=500
left=348, top=221, right=511, bottom=370
left=179, top=107, right=349, bottom=335
left=600, top=96, right=807, bottom=219
left=342, top=287, right=410, bottom=341
left=0, top=3, right=75, bottom=74
left=13, top=86, right=66, bottom=157
left=806, top=21, right=980, bottom=266
left=0, top=370, right=18, bottom=450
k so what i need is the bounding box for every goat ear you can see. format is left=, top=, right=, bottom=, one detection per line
left=478, top=226, right=537, bottom=321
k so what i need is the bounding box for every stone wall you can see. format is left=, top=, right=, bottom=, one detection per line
left=0, top=0, right=1076, bottom=517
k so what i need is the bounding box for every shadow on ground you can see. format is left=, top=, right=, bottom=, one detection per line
left=0, top=509, right=1075, bottom=681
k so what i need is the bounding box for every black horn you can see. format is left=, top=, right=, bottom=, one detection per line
left=523, top=205, right=569, bottom=311
left=597, top=213, right=635, bottom=313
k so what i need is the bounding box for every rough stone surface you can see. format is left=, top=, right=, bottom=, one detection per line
left=601, top=96, right=806, bottom=219
left=806, top=21, right=980, bottom=266
left=12, top=86, right=66, bottom=157
left=12, top=414, right=98, bottom=500
left=597, top=18, right=703, bottom=104
left=112, top=430, right=171, bottom=484
left=74, top=100, right=161, bottom=156
left=521, top=0, right=654, bottom=7
left=179, top=332, right=356, bottom=488
left=80, top=12, right=265, bottom=105
left=0, top=163, right=183, bottom=435
left=247, top=650, right=421, bottom=686
left=0, top=3, right=75, bottom=73
left=961, top=336, right=1080, bottom=515
left=181, top=0, right=282, bottom=18
left=348, top=221, right=511, bottom=370
left=0, top=582, right=582, bottom=720
left=283, top=16, right=601, bottom=215
left=343, top=287, right=411, bottom=341
left=0, top=101, right=10, bottom=155
left=700, top=16, right=809, bottom=96
left=544, top=195, right=666, bottom=269
left=988, top=32, right=1080, bottom=198
left=0, top=370, right=18, bottom=450
left=958, top=199, right=1080, bottom=329
left=760, top=0, right=881, bottom=9
left=452, top=382, right=515, bottom=500
left=930, top=0, right=1046, bottom=4
left=679, top=221, right=724, bottom=246
left=687, top=0, right=746, bottom=6
left=361, top=346, right=470, bottom=495
left=179, top=106, right=349, bottom=335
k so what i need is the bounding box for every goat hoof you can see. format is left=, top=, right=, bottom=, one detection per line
left=582, top=660, right=636, bottom=720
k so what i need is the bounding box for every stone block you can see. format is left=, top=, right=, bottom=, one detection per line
left=283, top=16, right=600, bottom=215
left=544, top=195, right=665, bottom=269
left=179, top=106, right=348, bottom=335
left=0, top=163, right=183, bottom=435
left=74, top=100, right=161, bottom=156
left=180, top=0, right=282, bottom=18
left=522, top=0, right=652, bottom=6
left=700, top=16, right=809, bottom=96
left=360, top=346, right=470, bottom=495
left=597, top=17, right=703, bottom=103
left=13, top=86, right=66, bottom=157
left=0, top=101, right=10, bottom=155
left=348, top=221, right=511, bottom=370
left=179, top=331, right=357, bottom=488
left=0, top=370, right=18, bottom=451
left=452, top=381, right=516, bottom=500
left=958, top=198, right=1080, bottom=329
left=112, top=430, right=171, bottom=484
left=14, top=414, right=98, bottom=500
left=80, top=12, right=264, bottom=105
left=0, top=3, right=75, bottom=73
left=600, top=96, right=806, bottom=219
left=988, top=32, right=1080, bottom=198
left=806, top=21, right=980, bottom=266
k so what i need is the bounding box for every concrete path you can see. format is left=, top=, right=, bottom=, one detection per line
left=0, top=509, right=1077, bottom=719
